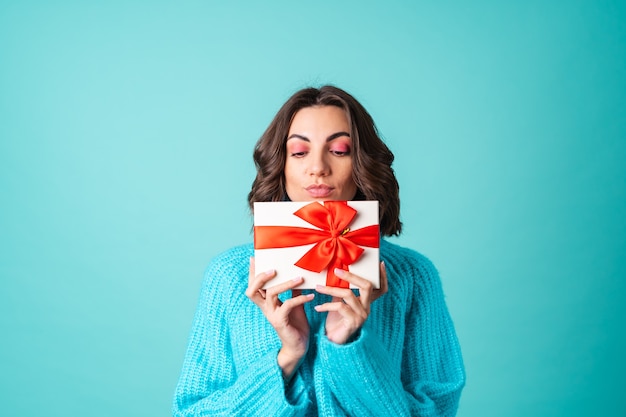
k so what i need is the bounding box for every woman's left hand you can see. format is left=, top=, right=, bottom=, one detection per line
left=314, top=261, right=388, bottom=344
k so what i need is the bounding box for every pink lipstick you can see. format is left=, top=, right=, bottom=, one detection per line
left=306, top=184, right=333, bottom=198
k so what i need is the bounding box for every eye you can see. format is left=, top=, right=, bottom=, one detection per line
left=287, top=142, right=309, bottom=158
left=330, top=145, right=351, bottom=156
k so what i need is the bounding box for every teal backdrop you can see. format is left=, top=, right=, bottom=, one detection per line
left=1, top=1, right=624, bottom=416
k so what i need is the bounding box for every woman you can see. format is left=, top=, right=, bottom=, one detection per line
left=173, top=86, right=465, bottom=416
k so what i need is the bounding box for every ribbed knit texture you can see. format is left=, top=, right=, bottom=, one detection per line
left=173, top=240, right=465, bottom=416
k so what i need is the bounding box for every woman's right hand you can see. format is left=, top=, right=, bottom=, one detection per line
left=245, top=257, right=314, bottom=380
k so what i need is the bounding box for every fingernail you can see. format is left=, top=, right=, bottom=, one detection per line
left=316, top=284, right=324, bottom=290
left=266, top=269, right=275, bottom=275
left=334, top=268, right=346, bottom=277
left=381, top=261, right=386, bottom=271
left=292, top=276, right=303, bottom=282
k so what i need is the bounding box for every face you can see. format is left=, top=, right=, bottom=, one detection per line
left=284, top=105, right=358, bottom=202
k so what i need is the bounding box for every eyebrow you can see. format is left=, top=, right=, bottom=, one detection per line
left=287, top=131, right=351, bottom=142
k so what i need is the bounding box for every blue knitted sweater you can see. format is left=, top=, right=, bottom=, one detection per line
left=173, top=240, right=465, bottom=416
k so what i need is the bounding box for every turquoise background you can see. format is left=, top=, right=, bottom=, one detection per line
left=1, top=1, right=624, bottom=416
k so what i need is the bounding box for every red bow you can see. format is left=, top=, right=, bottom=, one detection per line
left=254, top=201, right=379, bottom=288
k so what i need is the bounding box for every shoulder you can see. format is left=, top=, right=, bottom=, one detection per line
left=200, top=243, right=253, bottom=298
left=380, top=239, right=438, bottom=277
left=379, top=239, right=443, bottom=300
left=206, top=243, right=254, bottom=276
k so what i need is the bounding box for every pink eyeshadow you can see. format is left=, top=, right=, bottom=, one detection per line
left=287, top=143, right=309, bottom=154
left=330, top=142, right=350, bottom=153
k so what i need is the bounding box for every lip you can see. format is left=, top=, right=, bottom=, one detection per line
left=305, top=184, right=334, bottom=198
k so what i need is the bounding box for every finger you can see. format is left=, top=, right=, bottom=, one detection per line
left=247, top=272, right=277, bottom=300
left=247, top=266, right=266, bottom=300
left=330, top=268, right=375, bottom=306
left=343, top=293, right=369, bottom=317
left=314, top=300, right=349, bottom=313
left=371, top=261, right=389, bottom=302
left=332, top=268, right=372, bottom=289
left=265, top=277, right=305, bottom=302
left=335, top=295, right=368, bottom=319
left=246, top=258, right=277, bottom=299
left=316, top=285, right=367, bottom=311
left=314, top=301, right=363, bottom=324
left=312, top=290, right=367, bottom=321
left=280, top=292, right=315, bottom=311
left=314, top=284, right=354, bottom=299
left=248, top=257, right=255, bottom=290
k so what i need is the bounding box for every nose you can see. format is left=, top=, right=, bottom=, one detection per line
left=306, top=150, right=330, bottom=177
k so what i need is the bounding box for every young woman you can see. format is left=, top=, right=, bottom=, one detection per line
left=173, top=86, right=465, bottom=416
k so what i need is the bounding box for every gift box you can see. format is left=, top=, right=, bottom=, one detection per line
left=253, top=200, right=380, bottom=289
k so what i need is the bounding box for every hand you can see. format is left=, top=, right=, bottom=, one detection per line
left=245, top=258, right=315, bottom=379
left=314, top=261, right=388, bottom=345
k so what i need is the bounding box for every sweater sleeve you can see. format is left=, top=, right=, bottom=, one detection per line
left=315, top=251, right=465, bottom=416
left=172, top=249, right=311, bottom=416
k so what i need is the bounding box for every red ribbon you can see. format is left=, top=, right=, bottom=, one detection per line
left=254, top=201, right=379, bottom=288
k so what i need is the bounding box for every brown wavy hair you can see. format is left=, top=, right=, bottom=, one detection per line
left=247, top=85, right=402, bottom=236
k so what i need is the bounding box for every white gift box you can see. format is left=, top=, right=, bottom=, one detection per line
left=253, top=201, right=380, bottom=289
